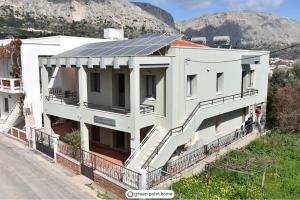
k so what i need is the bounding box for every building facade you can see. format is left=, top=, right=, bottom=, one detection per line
left=39, top=34, right=269, bottom=171
left=0, top=36, right=111, bottom=137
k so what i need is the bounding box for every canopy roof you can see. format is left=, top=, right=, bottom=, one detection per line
left=54, top=34, right=182, bottom=58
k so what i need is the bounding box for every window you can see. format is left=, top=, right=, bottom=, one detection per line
left=91, top=126, right=100, bottom=142
left=4, top=98, right=9, bottom=112
left=215, top=115, right=222, bottom=133
left=187, top=75, right=196, bottom=97
left=90, top=72, right=100, bottom=92
left=146, top=75, right=156, bottom=98
left=216, top=73, right=224, bottom=93
left=248, top=70, right=255, bottom=87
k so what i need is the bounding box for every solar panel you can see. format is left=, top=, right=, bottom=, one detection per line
left=54, top=34, right=182, bottom=58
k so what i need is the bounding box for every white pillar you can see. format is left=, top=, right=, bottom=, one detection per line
left=78, top=67, right=88, bottom=107
left=31, top=127, right=36, bottom=149
left=138, top=169, right=148, bottom=189
left=80, top=121, right=89, bottom=152
left=40, top=64, right=49, bottom=97
left=43, top=114, right=51, bottom=135
left=52, top=134, right=60, bottom=162
left=129, top=58, right=140, bottom=152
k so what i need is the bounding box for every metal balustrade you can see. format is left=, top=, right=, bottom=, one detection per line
left=146, top=123, right=257, bottom=188
left=80, top=150, right=141, bottom=189
left=141, top=89, right=259, bottom=169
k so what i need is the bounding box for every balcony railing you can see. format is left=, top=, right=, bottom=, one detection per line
left=83, top=102, right=155, bottom=115
left=45, top=93, right=79, bottom=106
left=0, top=78, right=22, bottom=93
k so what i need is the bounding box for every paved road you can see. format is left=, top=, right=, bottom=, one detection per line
left=0, top=134, right=96, bottom=199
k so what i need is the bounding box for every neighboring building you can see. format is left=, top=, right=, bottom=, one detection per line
left=269, top=57, right=294, bottom=75
left=0, top=35, right=113, bottom=137
left=39, top=34, right=269, bottom=172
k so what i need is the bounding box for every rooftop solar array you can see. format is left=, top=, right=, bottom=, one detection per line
left=54, top=34, right=182, bottom=58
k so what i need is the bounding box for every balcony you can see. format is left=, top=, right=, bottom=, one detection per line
left=44, top=91, right=156, bottom=131
left=0, top=78, right=23, bottom=93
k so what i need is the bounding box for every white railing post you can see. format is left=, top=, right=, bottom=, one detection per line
left=10, top=79, right=14, bottom=92
left=52, top=134, right=60, bottom=162
left=31, top=127, right=36, bottom=149
left=138, top=169, right=148, bottom=189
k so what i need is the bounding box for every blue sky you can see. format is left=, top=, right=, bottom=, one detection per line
left=132, top=0, right=300, bottom=21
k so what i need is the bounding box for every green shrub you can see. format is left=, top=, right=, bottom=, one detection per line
left=63, top=129, right=81, bottom=157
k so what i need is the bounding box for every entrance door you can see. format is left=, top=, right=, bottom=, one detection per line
left=118, top=74, right=125, bottom=107
left=115, top=131, right=125, bottom=150
left=241, top=71, right=247, bottom=97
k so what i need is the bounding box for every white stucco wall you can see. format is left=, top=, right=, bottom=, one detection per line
left=165, top=47, right=269, bottom=129
left=20, top=36, right=110, bottom=129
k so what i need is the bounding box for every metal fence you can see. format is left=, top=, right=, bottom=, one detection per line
left=35, top=130, right=54, bottom=158
left=146, top=123, right=256, bottom=188
left=81, top=150, right=141, bottom=189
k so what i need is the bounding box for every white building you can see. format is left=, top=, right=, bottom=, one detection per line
left=0, top=35, right=112, bottom=137
left=39, top=34, right=269, bottom=171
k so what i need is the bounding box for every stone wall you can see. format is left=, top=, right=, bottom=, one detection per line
left=56, top=152, right=80, bottom=174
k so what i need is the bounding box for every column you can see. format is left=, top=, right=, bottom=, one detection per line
left=40, top=64, right=49, bottom=97
left=80, top=121, right=89, bottom=152
left=129, top=58, right=140, bottom=152
left=52, top=134, right=60, bottom=162
left=43, top=114, right=51, bottom=135
left=31, top=127, right=36, bottom=150
left=78, top=67, right=88, bottom=107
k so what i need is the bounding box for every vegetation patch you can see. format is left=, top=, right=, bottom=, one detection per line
left=172, top=131, right=300, bottom=199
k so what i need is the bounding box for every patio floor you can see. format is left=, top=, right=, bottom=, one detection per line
left=89, top=142, right=130, bottom=166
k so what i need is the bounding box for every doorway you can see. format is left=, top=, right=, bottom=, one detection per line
left=241, top=71, right=247, bottom=97
left=118, top=74, right=125, bottom=107
left=115, top=131, right=125, bottom=150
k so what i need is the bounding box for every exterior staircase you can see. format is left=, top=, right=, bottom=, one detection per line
left=0, top=102, right=21, bottom=133
left=125, top=89, right=260, bottom=171
left=125, top=126, right=165, bottom=171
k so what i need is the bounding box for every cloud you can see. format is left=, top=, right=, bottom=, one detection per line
left=222, top=0, right=285, bottom=10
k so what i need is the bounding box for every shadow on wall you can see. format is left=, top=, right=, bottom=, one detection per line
left=184, top=21, right=243, bottom=49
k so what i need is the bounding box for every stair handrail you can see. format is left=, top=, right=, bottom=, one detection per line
left=125, top=125, right=157, bottom=166
left=141, top=89, right=258, bottom=169
left=1, top=101, right=20, bottom=123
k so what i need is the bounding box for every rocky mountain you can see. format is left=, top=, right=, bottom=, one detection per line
left=132, top=2, right=175, bottom=27
left=0, top=0, right=177, bottom=39
left=176, top=11, right=300, bottom=59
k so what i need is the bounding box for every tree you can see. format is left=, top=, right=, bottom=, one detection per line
left=63, top=129, right=81, bottom=157
left=271, top=84, right=300, bottom=131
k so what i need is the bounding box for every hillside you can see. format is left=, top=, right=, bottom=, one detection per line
left=0, top=0, right=177, bottom=39
left=132, top=2, right=175, bottom=27
left=176, top=11, right=300, bottom=59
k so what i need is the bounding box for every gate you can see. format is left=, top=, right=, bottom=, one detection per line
left=35, top=130, right=54, bottom=158
left=80, top=150, right=95, bottom=180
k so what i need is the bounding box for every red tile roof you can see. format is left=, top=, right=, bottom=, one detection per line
left=170, top=40, right=207, bottom=48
